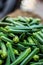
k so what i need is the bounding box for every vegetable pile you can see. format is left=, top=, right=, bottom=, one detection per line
left=0, top=16, right=43, bottom=65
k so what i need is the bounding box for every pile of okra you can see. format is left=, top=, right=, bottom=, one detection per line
left=0, top=16, right=43, bottom=65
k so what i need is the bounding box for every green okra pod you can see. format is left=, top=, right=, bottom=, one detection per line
left=1, top=42, right=7, bottom=59
left=30, top=62, right=43, bottom=65
left=20, top=48, right=39, bottom=65
left=11, top=48, right=31, bottom=65
left=6, top=42, right=15, bottom=62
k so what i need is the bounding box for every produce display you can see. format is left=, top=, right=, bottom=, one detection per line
left=0, top=16, right=43, bottom=65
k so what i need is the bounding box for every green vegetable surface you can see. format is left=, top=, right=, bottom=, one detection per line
left=0, top=16, right=43, bottom=65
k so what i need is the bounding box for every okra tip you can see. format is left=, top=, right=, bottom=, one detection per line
left=13, top=36, right=19, bottom=43
left=33, top=55, right=39, bottom=61
left=1, top=53, right=7, bottom=59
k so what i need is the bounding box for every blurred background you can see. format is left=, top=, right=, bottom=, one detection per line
left=0, top=0, right=43, bottom=19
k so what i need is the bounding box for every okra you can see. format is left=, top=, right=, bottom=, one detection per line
left=1, top=36, right=13, bottom=43
left=33, top=55, right=39, bottom=61
left=24, top=17, right=33, bottom=23
left=1, top=42, right=7, bottom=59
left=32, top=35, right=43, bottom=53
left=13, top=36, right=19, bottom=43
left=16, top=43, right=27, bottom=51
left=0, top=22, right=13, bottom=26
left=30, top=18, right=40, bottom=25
left=17, top=16, right=27, bottom=22
left=6, top=42, right=15, bottom=62
left=22, top=40, right=37, bottom=47
left=33, top=33, right=43, bottom=44
left=30, top=62, right=43, bottom=65
left=27, top=37, right=35, bottom=44
left=6, top=18, right=24, bottom=26
left=20, top=48, right=39, bottom=65
left=5, top=49, right=10, bottom=65
left=11, top=48, right=31, bottom=65
left=13, top=49, right=19, bottom=55
left=38, top=31, right=43, bottom=38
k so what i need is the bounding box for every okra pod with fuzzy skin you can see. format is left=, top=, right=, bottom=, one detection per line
left=20, top=48, right=39, bottom=65
left=11, top=48, right=31, bottom=65
left=1, top=42, right=7, bottom=59
left=6, top=42, right=15, bottom=62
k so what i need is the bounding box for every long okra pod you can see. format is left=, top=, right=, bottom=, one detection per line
left=11, top=48, right=31, bottom=65
left=6, top=42, right=15, bottom=62
left=20, top=48, right=39, bottom=65
left=1, top=42, right=7, bottom=59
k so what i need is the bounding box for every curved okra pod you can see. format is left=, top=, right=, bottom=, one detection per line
left=6, top=42, right=15, bottom=62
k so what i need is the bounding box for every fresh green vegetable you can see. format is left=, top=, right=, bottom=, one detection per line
left=1, top=36, right=13, bottom=43
left=30, top=62, right=43, bottom=65
left=5, top=49, right=10, bottom=65
left=33, top=33, right=43, bottom=44
left=13, top=36, right=19, bottom=43
left=33, top=55, right=39, bottom=61
left=6, top=42, right=15, bottom=62
left=11, top=48, right=31, bottom=65
left=13, top=49, right=19, bottom=55
left=0, top=16, right=43, bottom=65
left=20, top=48, right=39, bottom=65
left=30, top=18, right=40, bottom=25
left=1, top=42, right=7, bottom=59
